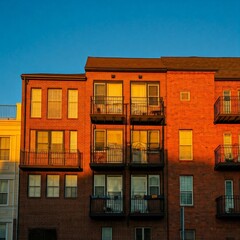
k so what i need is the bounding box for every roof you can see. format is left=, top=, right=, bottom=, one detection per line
left=85, top=57, right=167, bottom=72
left=21, top=73, right=86, bottom=81
left=161, top=57, right=240, bottom=79
left=85, top=56, right=240, bottom=79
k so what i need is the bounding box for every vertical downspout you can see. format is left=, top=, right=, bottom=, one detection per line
left=17, top=76, right=28, bottom=240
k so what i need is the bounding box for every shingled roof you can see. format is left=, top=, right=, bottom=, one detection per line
left=161, top=57, right=240, bottom=79
left=85, top=56, right=240, bottom=79
left=85, top=57, right=167, bottom=72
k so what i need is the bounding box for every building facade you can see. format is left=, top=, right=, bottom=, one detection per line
left=0, top=103, right=21, bottom=240
left=18, top=57, right=240, bottom=240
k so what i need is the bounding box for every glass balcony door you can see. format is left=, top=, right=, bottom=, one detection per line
left=225, top=180, right=234, bottom=212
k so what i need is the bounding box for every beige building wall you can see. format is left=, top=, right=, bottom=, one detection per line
left=0, top=103, right=21, bottom=240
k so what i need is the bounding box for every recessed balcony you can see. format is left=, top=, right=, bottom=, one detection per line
left=20, top=150, right=83, bottom=171
left=216, top=195, right=240, bottom=218
left=129, top=147, right=164, bottom=170
left=90, top=96, right=126, bottom=124
left=130, top=97, right=165, bottom=125
left=89, top=195, right=125, bottom=218
left=129, top=195, right=164, bottom=219
left=214, top=96, right=240, bottom=124
left=214, top=145, right=240, bottom=170
left=90, top=147, right=125, bottom=170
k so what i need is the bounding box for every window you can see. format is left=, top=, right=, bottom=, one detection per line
left=180, top=230, right=195, bottom=240
left=65, top=175, right=77, bottom=198
left=180, top=91, right=190, bottom=101
left=28, top=175, right=41, bottom=197
left=131, top=175, right=160, bottom=213
left=35, top=131, right=64, bottom=152
left=131, top=130, right=160, bottom=163
left=94, top=175, right=123, bottom=212
left=28, top=229, right=57, bottom=240
left=223, top=90, right=231, bottom=114
left=48, top=89, right=62, bottom=119
left=0, top=223, right=6, bottom=240
left=0, top=180, right=8, bottom=205
left=180, top=176, right=193, bottom=206
left=225, top=180, right=234, bottom=212
left=94, top=82, right=123, bottom=113
left=94, top=130, right=123, bottom=163
left=135, top=228, right=151, bottom=240
left=131, top=83, right=159, bottom=115
left=31, top=88, right=42, bottom=118
left=68, top=89, right=78, bottom=118
left=224, top=133, right=232, bottom=160
left=179, top=130, right=192, bottom=160
left=70, top=131, right=77, bottom=152
left=149, top=175, right=160, bottom=195
left=47, top=175, right=60, bottom=197
left=0, top=137, right=10, bottom=160
left=102, top=227, right=112, bottom=240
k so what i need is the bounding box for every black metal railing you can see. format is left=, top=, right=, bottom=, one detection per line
left=215, top=145, right=240, bottom=165
left=0, top=105, right=17, bottom=119
left=91, top=147, right=124, bottom=164
left=20, top=150, right=83, bottom=169
left=130, top=147, right=164, bottom=166
left=214, top=96, right=240, bottom=123
left=130, top=195, right=164, bottom=216
left=130, top=97, right=164, bottom=116
left=91, top=96, right=124, bottom=114
left=90, top=195, right=125, bottom=217
left=216, top=195, right=240, bottom=217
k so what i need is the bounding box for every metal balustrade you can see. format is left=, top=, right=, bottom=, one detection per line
left=214, top=96, right=240, bottom=123
left=20, top=150, right=83, bottom=170
left=216, top=195, right=240, bottom=218
left=214, top=145, right=240, bottom=170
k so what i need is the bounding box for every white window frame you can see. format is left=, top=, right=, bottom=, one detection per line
left=65, top=175, right=77, bottom=198
left=70, top=131, right=77, bottom=153
left=0, top=137, right=10, bottom=161
left=179, top=130, right=193, bottom=160
left=31, top=88, right=42, bottom=118
left=180, top=229, right=195, bottom=240
left=47, top=89, right=62, bottom=119
left=102, top=227, right=112, bottom=240
left=68, top=89, right=78, bottom=119
left=0, top=223, right=7, bottom=240
left=47, top=175, right=60, bottom=198
left=135, top=227, right=151, bottom=240
left=180, top=176, right=193, bottom=206
left=0, top=180, right=8, bottom=205
left=28, top=175, right=41, bottom=198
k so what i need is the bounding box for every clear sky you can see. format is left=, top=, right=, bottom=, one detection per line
left=0, top=0, right=239, bottom=104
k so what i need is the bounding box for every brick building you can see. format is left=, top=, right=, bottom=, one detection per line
left=18, top=57, right=240, bottom=240
left=0, top=103, right=21, bottom=240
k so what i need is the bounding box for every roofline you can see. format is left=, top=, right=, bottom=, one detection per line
left=85, top=67, right=167, bottom=73
left=21, top=73, right=86, bottom=81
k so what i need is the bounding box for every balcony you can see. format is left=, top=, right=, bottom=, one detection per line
left=214, top=97, right=240, bottom=124
left=130, top=97, right=165, bottom=125
left=20, top=150, right=83, bottom=170
left=129, top=147, right=164, bottom=170
left=129, top=195, right=164, bottom=219
left=214, top=145, right=240, bottom=170
left=90, top=195, right=125, bottom=218
left=90, top=96, right=125, bottom=124
left=90, top=147, right=125, bottom=170
left=216, top=195, right=240, bottom=218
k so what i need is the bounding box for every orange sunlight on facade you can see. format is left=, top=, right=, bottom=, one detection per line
left=17, top=57, right=240, bottom=240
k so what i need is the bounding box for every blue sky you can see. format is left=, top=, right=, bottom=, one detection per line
left=0, top=0, right=239, bottom=104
